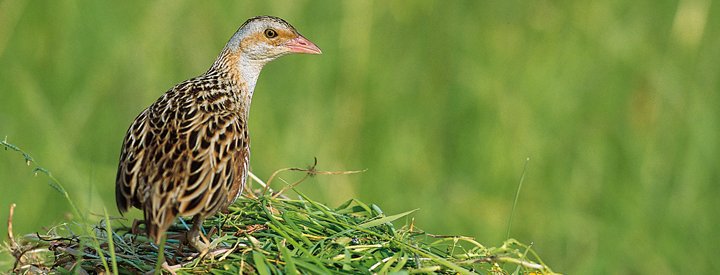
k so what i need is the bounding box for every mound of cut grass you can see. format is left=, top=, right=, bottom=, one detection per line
left=2, top=138, right=556, bottom=274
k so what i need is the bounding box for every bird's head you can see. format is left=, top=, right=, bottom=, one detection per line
left=229, top=16, right=321, bottom=63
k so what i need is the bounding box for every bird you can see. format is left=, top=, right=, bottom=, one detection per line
left=115, top=16, right=321, bottom=251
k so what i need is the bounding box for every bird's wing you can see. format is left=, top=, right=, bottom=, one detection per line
left=115, top=108, right=151, bottom=213
left=116, top=81, right=248, bottom=242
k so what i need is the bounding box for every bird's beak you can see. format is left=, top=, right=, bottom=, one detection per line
left=286, top=35, right=322, bottom=54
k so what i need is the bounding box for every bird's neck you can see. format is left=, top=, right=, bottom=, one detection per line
left=208, top=48, right=267, bottom=98
left=236, top=55, right=265, bottom=95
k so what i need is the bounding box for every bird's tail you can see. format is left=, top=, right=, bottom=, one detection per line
left=144, top=205, right=176, bottom=244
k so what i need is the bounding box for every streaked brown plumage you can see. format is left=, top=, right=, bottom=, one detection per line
left=115, top=16, right=321, bottom=250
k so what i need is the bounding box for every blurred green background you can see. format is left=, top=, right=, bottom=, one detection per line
left=1, top=0, right=718, bottom=273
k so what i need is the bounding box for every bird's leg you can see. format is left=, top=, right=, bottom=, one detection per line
left=131, top=219, right=143, bottom=235
left=187, top=216, right=210, bottom=253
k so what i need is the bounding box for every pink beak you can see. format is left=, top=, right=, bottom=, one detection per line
left=286, top=35, right=322, bottom=54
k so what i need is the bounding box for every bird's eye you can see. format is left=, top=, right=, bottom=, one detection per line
left=264, top=29, right=278, bottom=38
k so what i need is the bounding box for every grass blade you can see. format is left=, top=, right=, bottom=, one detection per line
left=359, top=209, right=418, bottom=229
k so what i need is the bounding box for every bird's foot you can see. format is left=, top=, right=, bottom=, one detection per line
left=187, top=230, right=212, bottom=258
left=163, top=261, right=180, bottom=275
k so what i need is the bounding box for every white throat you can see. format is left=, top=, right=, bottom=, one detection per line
left=238, top=55, right=267, bottom=97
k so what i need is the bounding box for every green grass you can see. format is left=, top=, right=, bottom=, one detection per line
left=2, top=140, right=554, bottom=274
left=1, top=1, right=719, bottom=273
